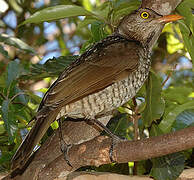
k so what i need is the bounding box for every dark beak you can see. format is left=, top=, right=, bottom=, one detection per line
left=157, top=14, right=183, bottom=23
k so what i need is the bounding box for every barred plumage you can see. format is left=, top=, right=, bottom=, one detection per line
left=58, top=47, right=151, bottom=120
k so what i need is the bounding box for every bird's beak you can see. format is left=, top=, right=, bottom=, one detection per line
left=157, top=14, right=183, bottom=23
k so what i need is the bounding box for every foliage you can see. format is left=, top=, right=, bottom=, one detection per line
left=0, top=0, right=193, bottom=179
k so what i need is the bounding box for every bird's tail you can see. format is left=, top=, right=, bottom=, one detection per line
left=11, top=108, right=59, bottom=170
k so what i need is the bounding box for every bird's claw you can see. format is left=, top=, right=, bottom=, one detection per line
left=109, top=135, right=126, bottom=163
left=60, top=141, right=73, bottom=167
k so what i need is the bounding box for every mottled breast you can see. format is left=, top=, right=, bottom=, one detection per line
left=57, top=47, right=151, bottom=120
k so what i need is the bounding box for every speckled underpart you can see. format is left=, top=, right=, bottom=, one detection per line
left=57, top=47, right=151, bottom=120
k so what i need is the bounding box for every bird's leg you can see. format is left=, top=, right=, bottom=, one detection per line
left=58, top=118, right=72, bottom=167
left=86, top=118, right=125, bottom=163
left=132, top=98, right=141, bottom=141
left=132, top=98, right=140, bottom=175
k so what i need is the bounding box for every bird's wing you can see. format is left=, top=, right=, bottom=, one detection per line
left=40, top=39, right=140, bottom=111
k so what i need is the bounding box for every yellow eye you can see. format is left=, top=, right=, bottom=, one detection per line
left=140, top=11, right=149, bottom=19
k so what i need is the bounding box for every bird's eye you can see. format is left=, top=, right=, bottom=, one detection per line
left=140, top=11, right=150, bottom=19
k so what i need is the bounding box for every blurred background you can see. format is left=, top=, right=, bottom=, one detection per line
left=0, top=0, right=193, bottom=179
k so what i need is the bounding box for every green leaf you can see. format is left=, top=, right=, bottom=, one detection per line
left=107, top=114, right=133, bottom=140
left=150, top=152, right=185, bottom=180
left=112, top=1, right=140, bottom=25
left=0, top=73, right=6, bottom=88
left=150, top=124, right=164, bottom=137
left=95, top=163, right=129, bottom=175
left=172, top=109, right=194, bottom=131
left=0, top=34, right=35, bottom=53
left=0, top=134, right=9, bottom=144
left=142, top=72, right=165, bottom=127
left=51, top=121, right=59, bottom=130
left=14, top=87, right=28, bottom=104
left=1, top=100, right=17, bottom=142
left=20, top=5, right=94, bottom=25
left=91, top=21, right=108, bottom=42
left=27, top=91, right=42, bottom=104
left=177, top=1, right=194, bottom=64
left=0, top=124, right=6, bottom=135
left=77, top=16, right=97, bottom=29
left=162, top=86, right=193, bottom=104
left=0, top=149, right=13, bottom=170
left=179, top=22, right=194, bottom=64
left=6, top=61, right=20, bottom=88
left=159, top=101, right=194, bottom=133
left=0, top=44, right=9, bottom=58
left=22, top=55, right=77, bottom=79
left=83, top=0, right=93, bottom=11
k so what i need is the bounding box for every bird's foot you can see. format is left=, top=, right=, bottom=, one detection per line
left=58, top=117, right=73, bottom=167
left=109, top=135, right=127, bottom=163
left=87, top=118, right=127, bottom=163
left=60, top=140, right=73, bottom=167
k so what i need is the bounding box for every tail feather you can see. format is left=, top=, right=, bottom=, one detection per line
left=11, top=108, right=59, bottom=170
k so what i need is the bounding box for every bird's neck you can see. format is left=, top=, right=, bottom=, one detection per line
left=115, top=26, right=163, bottom=51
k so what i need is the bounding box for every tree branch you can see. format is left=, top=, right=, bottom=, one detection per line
left=141, top=0, right=182, bottom=15
left=8, top=123, right=194, bottom=180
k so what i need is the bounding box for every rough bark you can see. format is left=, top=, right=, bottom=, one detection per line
left=5, top=0, right=185, bottom=179
left=141, top=0, right=182, bottom=15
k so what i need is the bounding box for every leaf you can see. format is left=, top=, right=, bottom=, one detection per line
left=0, top=134, right=8, bottom=144
left=22, top=55, right=77, bottom=79
left=150, top=124, right=164, bottom=137
left=91, top=21, right=108, bottom=42
left=0, top=149, right=13, bottom=170
left=0, top=74, right=6, bottom=88
left=150, top=152, right=185, bottom=180
left=6, top=61, right=20, bottom=88
left=112, top=1, right=140, bottom=25
left=162, top=86, right=193, bottom=104
left=107, top=114, right=133, bottom=140
left=1, top=100, right=17, bottom=142
left=179, top=22, right=194, bottom=65
left=0, top=34, right=35, bottom=53
left=0, top=124, right=6, bottom=135
left=95, top=163, right=129, bottom=175
left=77, top=16, right=97, bottom=29
left=83, top=0, right=93, bottom=11
left=14, top=87, right=28, bottom=104
left=20, top=5, right=94, bottom=25
left=27, top=91, right=42, bottom=104
left=0, top=44, right=9, bottom=58
left=142, top=72, right=165, bottom=127
left=172, top=109, right=194, bottom=131
left=51, top=121, right=59, bottom=130
left=177, top=2, right=194, bottom=64
left=159, top=101, right=194, bottom=133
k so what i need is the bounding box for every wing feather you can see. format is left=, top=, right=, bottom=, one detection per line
left=40, top=39, right=140, bottom=111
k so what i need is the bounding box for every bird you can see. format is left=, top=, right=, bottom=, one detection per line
left=11, top=7, right=182, bottom=170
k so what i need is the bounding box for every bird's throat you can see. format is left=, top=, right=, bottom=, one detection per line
left=144, top=25, right=164, bottom=50
left=116, top=23, right=164, bottom=50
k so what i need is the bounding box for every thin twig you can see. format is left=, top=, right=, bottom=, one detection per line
left=10, top=92, right=26, bottom=102
left=0, top=92, right=7, bottom=100
left=161, top=64, right=177, bottom=87
left=132, top=97, right=140, bottom=175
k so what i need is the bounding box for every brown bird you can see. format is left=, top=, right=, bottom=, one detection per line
left=11, top=7, right=182, bottom=170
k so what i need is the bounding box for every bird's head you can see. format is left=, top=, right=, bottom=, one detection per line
left=117, top=8, right=182, bottom=49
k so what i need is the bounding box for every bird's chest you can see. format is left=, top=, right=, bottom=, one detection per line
left=58, top=52, right=151, bottom=120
